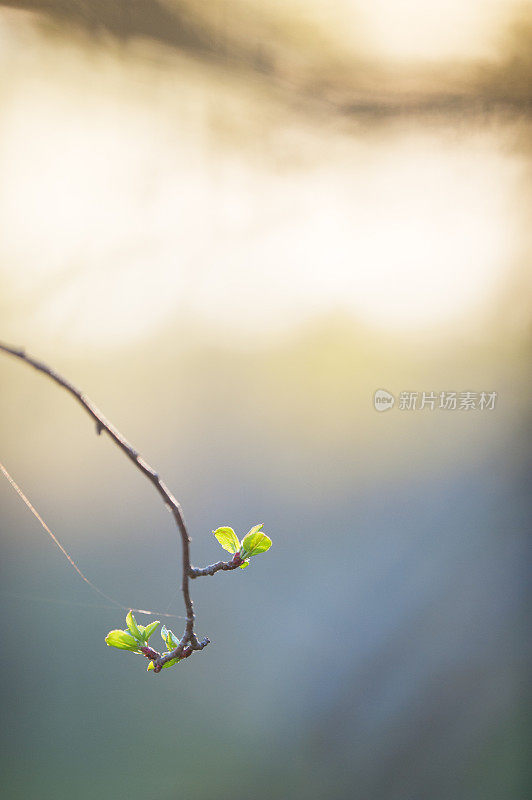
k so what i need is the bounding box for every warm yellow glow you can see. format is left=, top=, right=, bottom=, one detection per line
left=345, top=0, right=512, bottom=61
left=254, top=0, right=512, bottom=62
left=0, top=12, right=525, bottom=350
left=0, top=86, right=518, bottom=346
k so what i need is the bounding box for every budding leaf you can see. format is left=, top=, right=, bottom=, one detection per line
left=105, top=629, right=141, bottom=651
left=161, top=657, right=180, bottom=668
left=126, top=610, right=142, bottom=641
left=240, top=526, right=272, bottom=558
left=246, top=523, right=264, bottom=536
left=161, top=625, right=180, bottom=651
left=239, top=559, right=249, bottom=569
left=213, top=526, right=241, bottom=554
left=142, top=621, right=160, bottom=642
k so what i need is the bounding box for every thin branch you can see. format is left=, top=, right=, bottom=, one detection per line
left=0, top=341, right=237, bottom=672
left=189, top=553, right=244, bottom=578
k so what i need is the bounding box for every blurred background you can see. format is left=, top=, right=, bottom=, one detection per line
left=0, top=2, right=531, bottom=799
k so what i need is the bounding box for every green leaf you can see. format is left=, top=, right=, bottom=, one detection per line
left=246, top=523, right=264, bottom=536
left=161, top=625, right=180, bottom=651
left=239, top=559, right=249, bottom=569
left=142, top=621, right=160, bottom=641
left=105, top=629, right=141, bottom=651
left=147, top=627, right=184, bottom=671
left=213, top=526, right=241, bottom=554
left=126, top=610, right=142, bottom=640
left=161, top=657, right=181, bottom=669
left=240, top=527, right=272, bottom=558
left=161, top=625, right=171, bottom=649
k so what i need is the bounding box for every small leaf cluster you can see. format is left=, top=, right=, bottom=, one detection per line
left=213, top=523, right=272, bottom=568
left=105, top=611, right=160, bottom=652
left=105, top=612, right=187, bottom=672
left=146, top=626, right=183, bottom=671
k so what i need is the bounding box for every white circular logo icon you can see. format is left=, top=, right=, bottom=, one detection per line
left=374, top=389, right=395, bottom=412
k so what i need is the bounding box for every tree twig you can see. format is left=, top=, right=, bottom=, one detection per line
left=190, top=553, right=244, bottom=578
left=0, top=341, right=240, bottom=672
